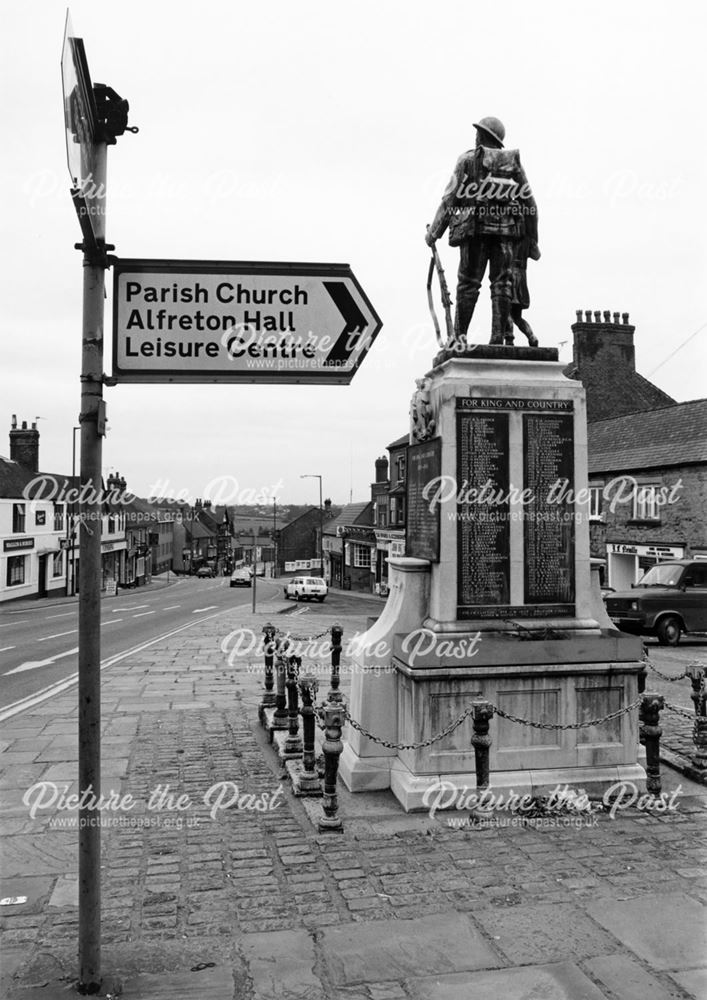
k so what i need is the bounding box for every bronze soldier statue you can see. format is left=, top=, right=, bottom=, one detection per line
left=426, top=117, right=540, bottom=347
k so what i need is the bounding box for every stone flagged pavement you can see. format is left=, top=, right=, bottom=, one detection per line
left=1, top=601, right=706, bottom=998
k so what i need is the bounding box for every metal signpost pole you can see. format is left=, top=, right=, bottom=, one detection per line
left=77, top=141, right=107, bottom=992
left=63, top=16, right=136, bottom=988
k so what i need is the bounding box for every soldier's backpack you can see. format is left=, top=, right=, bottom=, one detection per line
left=448, top=147, right=529, bottom=245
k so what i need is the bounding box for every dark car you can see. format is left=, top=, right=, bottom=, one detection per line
left=196, top=566, right=215, bottom=578
left=604, top=560, right=707, bottom=645
left=230, top=568, right=253, bottom=588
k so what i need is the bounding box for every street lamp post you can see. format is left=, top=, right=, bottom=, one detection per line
left=301, top=474, right=324, bottom=577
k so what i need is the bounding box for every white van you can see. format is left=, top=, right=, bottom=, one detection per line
left=284, top=576, right=328, bottom=602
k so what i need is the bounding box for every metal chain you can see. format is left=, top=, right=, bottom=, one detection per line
left=279, top=628, right=331, bottom=642
left=343, top=704, right=477, bottom=751
left=645, top=659, right=689, bottom=683
left=309, top=691, right=645, bottom=747
left=493, top=695, right=643, bottom=731
left=665, top=702, right=696, bottom=720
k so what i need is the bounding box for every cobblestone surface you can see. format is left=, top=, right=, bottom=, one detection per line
left=1, top=609, right=706, bottom=998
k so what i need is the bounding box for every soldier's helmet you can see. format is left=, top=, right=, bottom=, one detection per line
left=473, top=116, right=505, bottom=147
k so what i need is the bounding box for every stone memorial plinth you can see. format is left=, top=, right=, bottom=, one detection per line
left=339, top=349, right=646, bottom=810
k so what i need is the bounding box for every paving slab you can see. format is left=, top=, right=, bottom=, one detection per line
left=320, top=912, right=504, bottom=985
left=47, top=874, right=79, bottom=907
left=241, top=928, right=325, bottom=999
left=119, top=965, right=235, bottom=998
left=584, top=954, right=690, bottom=1000
left=669, top=967, right=707, bottom=998
left=586, top=892, right=707, bottom=972
left=472, top=901, right=621, bottom=964
left=0, top=875, right=54, bottom=914
left=413, top=961, right=609, bottom=999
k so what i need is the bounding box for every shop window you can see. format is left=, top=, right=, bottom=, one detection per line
left=588, top=487, right=603, bottom=520
left=390, top=497, right=405, bottom=526
left=12, top=503, right=25, bottom=533
left=353, top=544, right=371, bottom=568
left=633, top=485, right=660, bottom=522
left=52, top=551, right=64, bottom=577
left=54, top=504, right=65, bottom=531
left=7, top=555, right=26, bottom=586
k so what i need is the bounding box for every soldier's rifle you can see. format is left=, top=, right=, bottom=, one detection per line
left=426, top=226, right=455, bottom=348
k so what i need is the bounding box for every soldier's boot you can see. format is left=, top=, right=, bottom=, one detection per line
left=490, top=292, right=512, bottom=345
left=453, top=292, right=478, bottom=347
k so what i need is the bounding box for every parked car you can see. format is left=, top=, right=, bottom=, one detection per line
left=230, top=568, right=253, bottom=588
left=284, top=576, right=328, bottom=602
left=196, top=566, right=215, bottom=578
left=604, top=560, right=707, bottom=645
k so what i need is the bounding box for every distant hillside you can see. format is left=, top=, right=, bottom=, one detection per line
left=227, top=503, right=341, bottom=525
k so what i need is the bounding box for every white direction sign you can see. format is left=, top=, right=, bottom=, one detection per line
left=112, top=259, right=382, bottom=385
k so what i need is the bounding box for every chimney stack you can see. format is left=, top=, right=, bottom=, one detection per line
left=9, top=416, right=40, bottom=473
left=567, top=308, right=674, bottom=422
left=570, top=308, right=636, bottom=373
left=375, top=455, right=389, bottom=483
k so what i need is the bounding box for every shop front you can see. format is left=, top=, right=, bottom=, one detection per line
left=606, top=542, right=686, bottom=591
left=101, top=539, right=127, bottom=592
left=374, top=529, right=405, bottom=595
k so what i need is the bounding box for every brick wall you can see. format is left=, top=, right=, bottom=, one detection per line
left=589, top=463, right=707, bottom=557
left=277, top=509, right=320, bottom=574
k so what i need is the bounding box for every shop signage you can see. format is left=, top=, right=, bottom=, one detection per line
left=4, top=538, right=34, bottom=552
left=607, top=543, right=685, bottom=559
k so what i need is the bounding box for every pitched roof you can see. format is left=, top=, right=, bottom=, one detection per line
left=323, top=502, right=373, bottom=534
left=564, top=363, right=676, bottom=422
left=387, top=433, right=409, bottom=450
left=0, top=460, right=77, bottom=500
left=588, top=399, right=707, bottom=473
left=281, top=506, right=318, bottom=529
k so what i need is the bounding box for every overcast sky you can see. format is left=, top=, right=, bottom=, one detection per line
left=1, top=0, right=705, bottom=507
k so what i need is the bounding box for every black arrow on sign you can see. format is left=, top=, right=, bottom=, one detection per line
left=323, top=281, right=369, bottom=365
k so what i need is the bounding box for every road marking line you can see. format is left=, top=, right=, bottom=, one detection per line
left=133, top=611, right=155, bottom=618
left=101, top=618, right=123, bottom=625
left=0, top=610, right=229, bottom=721
left=193, top=606, right=218, bottom=613
left=37, top=630, right=78, bottom=642
left=45, top=612, right=75, bottom=620
left=113, top=605, right=149, bottom=612
left=0, top=646, right=16, bottom=653
left=163, top=605, right=180, bottom=610
left=4, top=646, right=79, bottom=675
left=0, top=621, right=29, bottom=628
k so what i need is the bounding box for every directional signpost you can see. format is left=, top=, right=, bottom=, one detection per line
left=112, top=259, right=382, bottom=384
left=62, top=12, right=382, bottom=995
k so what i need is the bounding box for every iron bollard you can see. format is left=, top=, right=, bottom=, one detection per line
left=470, top=700, right=494, bottom=790
left=260, top=623, right=277, bottom=714
left=640, top=693, right=664, bottom=795
left=289, top=673, right=322, bottom=796
left=318, top=703, right=345, bottom=832
left=328, top=624, right=344, bottom=704
left=686, top=663, right=707, bottom=770
left=284, top=656, right=303, bottom=757
left=686, top=663, right=706, bottom=717
left=271, top=640, right=289, bottom=736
